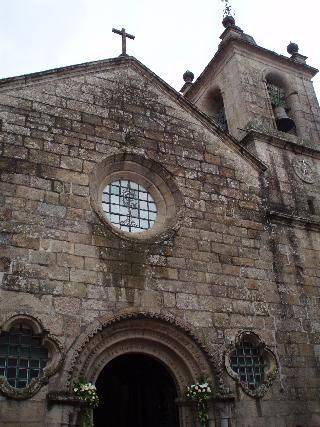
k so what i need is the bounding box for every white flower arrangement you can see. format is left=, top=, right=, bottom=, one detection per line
left=186, top=379, right=215, bottom=426
left=73, top=379, right=99, bottom=427
left=73, top=381, right=99, bottom=408
left=186, top=382, right=212, bottom=398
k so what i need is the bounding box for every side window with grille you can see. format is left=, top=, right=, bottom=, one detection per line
left=230, top=339, right=265, bottom=388
left=0, top=323, right=48, bottom=388
left=225, top=331, right=278, bottom=398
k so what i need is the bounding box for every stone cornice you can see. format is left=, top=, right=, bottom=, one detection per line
left=175, top=395, right=235, bottom=406
left=47, top=392, right=87, bottom=407
left=267, top=210, right=320, bottom=231
left=240, top=129, right=320, bottom=159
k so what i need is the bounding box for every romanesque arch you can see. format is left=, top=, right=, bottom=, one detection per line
left=63, top=310, right=223, bottom=394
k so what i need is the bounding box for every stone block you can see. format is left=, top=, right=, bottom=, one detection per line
left=74, top=243, right=97, bottom=258
left=37, top=202, right=66, bottom=218
left=54, top=296, right=81, bottom=314
left=70, top=269, right=97, bottom=284
left=57, top=253, right=84, bottom=269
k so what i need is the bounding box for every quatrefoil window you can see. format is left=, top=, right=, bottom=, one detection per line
left=0, top=315, right=63, bottom=400
left=225, top=331, right=278, bottom=398
left=230, top=339, right=265, bottom=388
left=0, top=323, right=48, bottom=388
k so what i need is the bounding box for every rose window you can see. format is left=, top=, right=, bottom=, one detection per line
left=102, top=180, right=157, bottom=233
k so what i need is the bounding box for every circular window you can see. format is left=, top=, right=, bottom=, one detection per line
left=102, top=180, right=157, bottom=233
left=89, top=153, right=184, bottom=242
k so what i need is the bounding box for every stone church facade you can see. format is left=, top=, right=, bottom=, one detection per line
left=0, top=15, right=320, bottom=427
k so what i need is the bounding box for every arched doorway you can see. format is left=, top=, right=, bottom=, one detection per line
left=63, top=311, right=222, bottom=427
left=94, top=353, right=179, bottom=427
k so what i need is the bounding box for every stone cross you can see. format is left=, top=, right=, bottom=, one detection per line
left=112, top=27, right=135, bottom=56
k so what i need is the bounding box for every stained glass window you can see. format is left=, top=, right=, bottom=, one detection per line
left=0, top=324, right=48, bottom=388
left=102, top=180, right=157, bottom=233
left=230, top=340, right=265, bottom=388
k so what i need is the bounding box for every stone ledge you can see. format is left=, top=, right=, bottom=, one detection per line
left=240, top=129, right=320, bottom=157
left=267, top=210, right=320, bottom=230
left=175, top=394, right=235, bottom=406
left=47, top=392, right=87, bottom=407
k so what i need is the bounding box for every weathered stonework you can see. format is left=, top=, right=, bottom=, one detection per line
left=0, top=19, right=320, bottom=427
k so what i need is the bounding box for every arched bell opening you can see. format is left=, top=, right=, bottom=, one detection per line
left=265, top=72, right=297, bottom=135
left=204, top=88, right=228, bottom=131
left=94, top=353, right=179, bottom=427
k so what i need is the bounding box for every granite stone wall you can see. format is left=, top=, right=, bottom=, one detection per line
left=0, top=58, right=319, bottom=426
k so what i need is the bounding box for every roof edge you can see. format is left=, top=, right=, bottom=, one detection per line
left=0, top=56, right=130, bottom=91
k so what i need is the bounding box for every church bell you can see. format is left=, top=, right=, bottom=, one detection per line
left=273, top=106, right=295, bottom=132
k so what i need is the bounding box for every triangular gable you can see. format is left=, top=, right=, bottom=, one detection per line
left=0, top=55, right=266, bottom=173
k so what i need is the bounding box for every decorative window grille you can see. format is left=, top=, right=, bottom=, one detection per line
left=0, top=324, right=48, bottom=388
left=230, top=340, right=265, bottom=387
left=102, top=180, right=157, bottom=233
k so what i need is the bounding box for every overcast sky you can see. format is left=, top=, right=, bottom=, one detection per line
left=0, top=0, right=319, bottom=98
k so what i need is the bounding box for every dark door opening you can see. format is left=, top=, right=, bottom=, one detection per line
left=94, top=353, right=179, bottom=427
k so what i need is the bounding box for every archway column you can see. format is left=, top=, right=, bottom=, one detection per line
left=208, top=396, right=235, bottom=427
left=176, top=396, right=235, bottom=427
left=176, top=398, right=198, bottom=427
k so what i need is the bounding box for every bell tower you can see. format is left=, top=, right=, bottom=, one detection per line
left=183, top=14, right=320, bottom=149
left=182, top=11, right=320, bottom=226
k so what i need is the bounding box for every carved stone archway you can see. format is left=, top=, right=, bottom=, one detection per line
left=58, top=310, right=225, bottom=427
left=63, top=311, right=223, bottom=391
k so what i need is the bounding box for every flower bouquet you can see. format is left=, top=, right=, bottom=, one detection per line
left=73, top=379, right=99, bottom=427
left=186, top=379, right=215, bottom=426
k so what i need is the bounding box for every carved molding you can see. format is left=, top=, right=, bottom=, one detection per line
left=0, top=314, right=64, bottom=400
left=225, top=331, right=278, bottom=398
left=63, top=310, right=226, bottom=395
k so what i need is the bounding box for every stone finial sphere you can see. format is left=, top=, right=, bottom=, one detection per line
left=287, top=41, right=299, bottom=55
left=183, top=70, right=194, bottom=83
left=222, top=15, right=235, bottom=28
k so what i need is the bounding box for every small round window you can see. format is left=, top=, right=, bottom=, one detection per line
left=102, top=180, right=157, bottom=233
left=90, top=153, right=184, bottom=242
